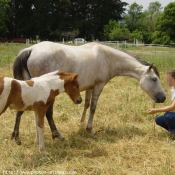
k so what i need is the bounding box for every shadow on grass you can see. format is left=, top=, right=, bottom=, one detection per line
left=98, top=125, right=146, bottom=141
left=10, top=125, right=147, bottom=169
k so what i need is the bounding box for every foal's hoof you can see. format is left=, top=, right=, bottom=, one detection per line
left=40, top=150, right=49, bottom=156
left=86, top=128, right=96, bottom=135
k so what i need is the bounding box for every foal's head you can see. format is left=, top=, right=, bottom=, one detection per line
left=58, top=72, right=82, bottom=104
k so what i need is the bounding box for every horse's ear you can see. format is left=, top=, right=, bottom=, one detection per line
left=148, top=64, right=153, bottom=72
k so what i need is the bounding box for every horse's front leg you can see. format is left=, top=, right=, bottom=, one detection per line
left=11, top=111, right=24, bottom=145
left=46, top=102, right=65, bottom=141
left=81, top=89, right=92, bottom=122
left=86, top=84, right=104, bottom=135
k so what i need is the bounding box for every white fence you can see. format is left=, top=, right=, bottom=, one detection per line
left=103, top=40, right=174, bottom=49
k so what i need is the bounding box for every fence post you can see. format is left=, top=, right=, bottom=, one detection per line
left=117, top=41, right=119, bottom=48
left=26, top=39, right=30, bottom=45
left=136, top=39, right=138, bottom=47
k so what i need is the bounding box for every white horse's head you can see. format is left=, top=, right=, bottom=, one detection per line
left=140, top=64, right=166, bottom=103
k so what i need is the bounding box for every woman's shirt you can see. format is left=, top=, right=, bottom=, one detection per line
left=170, top=87, right=175, bottom=112
left=171, top=87, right=175, bottom=102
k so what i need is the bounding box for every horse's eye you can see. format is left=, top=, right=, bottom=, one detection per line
left=152, top=77, right=157, bottom=81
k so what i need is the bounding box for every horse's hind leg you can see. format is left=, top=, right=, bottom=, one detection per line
left=46, top=103, right=65, bottom=140
left=81, top=89, right=92, bottom=122
left=11, top=111, right=24, bottom=145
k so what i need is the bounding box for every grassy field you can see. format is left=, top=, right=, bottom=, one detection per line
left=0, top=42, right=175, bottom=175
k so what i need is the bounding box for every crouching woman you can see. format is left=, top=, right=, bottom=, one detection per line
left=147, top=70, right=175, bottom=135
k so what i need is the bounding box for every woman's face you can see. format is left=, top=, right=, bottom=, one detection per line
left=167, top=74, right=175, bottom=86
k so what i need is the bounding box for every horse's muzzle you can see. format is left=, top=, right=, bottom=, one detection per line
left=75, top=97, right=82, bottom=104
left=155, top=93, right=166, bottom=103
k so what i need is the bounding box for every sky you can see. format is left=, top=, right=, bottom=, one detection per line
left=125, top=0, right=174, bottom=10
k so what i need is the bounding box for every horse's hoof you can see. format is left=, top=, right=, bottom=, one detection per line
left=11, top=136, right=22, bottom=145
left=16, top=140, right=22, bottom=145
left=53, top=135, right=65, bottom=141
left=59, top=136, right=65, bottom=141
left=13, top=138, right=22, bottom=145
left=86, top=128, right=96, bottom=135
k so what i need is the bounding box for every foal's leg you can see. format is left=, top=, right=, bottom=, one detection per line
left=11, top=111, right=24, bottom=145
left=35, top=111, right=48, bottom=155
left=81, top=89, right=92, bottom=122
left=34, top=112, right=39, bottom=144
left=46, top=103, right=64, bottom=140
left=86, top=84, right=104, bottom=135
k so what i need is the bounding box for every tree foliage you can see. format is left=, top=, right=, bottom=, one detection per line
left=2, top=0, right=128, bottom=41
left=144, top=1, right=162, bottom=32
left=103, top=20, right=130, bottom=40
left=0, top=0, right=9, bottom=36
left=152, top=2, right=175, bottom=44
left=1, top=0, right=174, bottom=44
left=123, top=1, right=164, bottom=44
left=123, top=2, right=143, bottom=33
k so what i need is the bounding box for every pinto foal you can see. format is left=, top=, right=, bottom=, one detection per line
left=0, top=71, right=82, bottom=154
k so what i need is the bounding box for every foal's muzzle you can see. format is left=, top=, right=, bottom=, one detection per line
left=75, top=97, right=82, bottom=104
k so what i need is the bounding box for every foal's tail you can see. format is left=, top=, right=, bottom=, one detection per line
left=13, top=48, right=32, bottom=80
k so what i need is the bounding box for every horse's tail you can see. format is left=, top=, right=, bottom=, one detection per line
left=13, top=48, right=32, bottom=80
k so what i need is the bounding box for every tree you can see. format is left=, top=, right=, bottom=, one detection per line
left=69, top=0, right=128, bottom=40
left=103, top=20, right=130, bottom=41
left=6, top=0, right=36, bottom=40
left=5, top=0, right=128, bottom=41
left=131, top=29, right=143, bottom=41
left=144, top=1, right=162, bottom=32
left=0, top=0, right=9, bottom=36
left=139, top=1, right=162, bottom=43
left=124, top=2, right=143, bottom=33
left=103, top=20, right=118, bottom=40
left=152, top=2, right=175, bottom=44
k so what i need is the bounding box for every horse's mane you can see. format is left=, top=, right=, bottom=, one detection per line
left=91, top=42, right=160, bottom=77
left=107, top=44, right=160, bottom=78
left=127, top=52, right=160, bottom=78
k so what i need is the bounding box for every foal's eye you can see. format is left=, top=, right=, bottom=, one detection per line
left=75, top=84, right=79, bottom=89
left=152, top=77, right=157, bottom=81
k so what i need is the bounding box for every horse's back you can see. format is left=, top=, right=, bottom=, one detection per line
left=30, top=41, right=101, bottom=57
left=16, top=41, right=111, bottom=90
left=27, top=42, right=102, bottom=75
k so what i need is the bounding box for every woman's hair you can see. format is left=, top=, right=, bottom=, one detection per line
left=168, top=70, right=175, bottom=79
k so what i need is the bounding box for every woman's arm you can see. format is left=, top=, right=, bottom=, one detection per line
left=147, top=100, right=175, bottom=114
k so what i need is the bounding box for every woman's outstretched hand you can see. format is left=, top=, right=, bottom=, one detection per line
left=147, top=109, right=157, bottom=114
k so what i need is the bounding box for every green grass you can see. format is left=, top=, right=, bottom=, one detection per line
left=0, top=43, right=175, bottom=175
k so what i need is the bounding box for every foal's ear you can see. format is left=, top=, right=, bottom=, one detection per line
left=72, top=74, right=78, bottom=81
left=148, top=64, right=153, bottom=72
